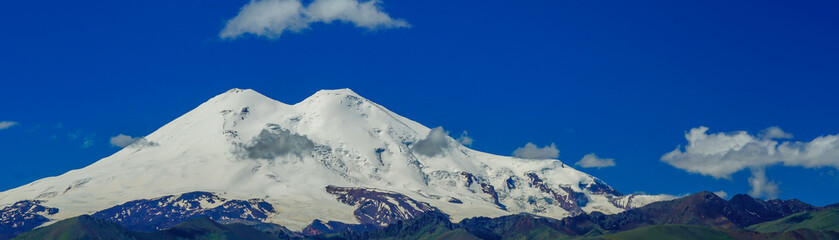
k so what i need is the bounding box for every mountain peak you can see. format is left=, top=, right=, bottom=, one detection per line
left=205, top=88, right=280, bottom=108
left=296, top=88, right=372, bottom=109
left=0, top=87, right=672, bottom=234
left=299, top=88, right=364, bottom=104
left=224, top=88, right=253, bottom=94
left=312, top=88, right=360, bottom=97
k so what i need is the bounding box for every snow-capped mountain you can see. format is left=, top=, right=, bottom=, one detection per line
left=0, top=88, right=670, bottom=232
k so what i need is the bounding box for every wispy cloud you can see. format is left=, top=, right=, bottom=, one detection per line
left=82, top=136, right=95, bottom=149
left=575, top=153, right=616, bottom=168
left=662, top=126, right=839, bottom=198
left=66, top=128, right=97, bottom=148
left=512, top=143, right=559, bottom=159
left=457, top=131, right=473, bottom=146
left=0, top=121, right=19, bottom=130
left=220, top=0, right=409, bottom=39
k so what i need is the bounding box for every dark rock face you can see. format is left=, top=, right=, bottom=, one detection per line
left=6, top=191, right=828, bottom=240
left=727, top=194, right=817, bottom=227
left=526, top=172, right=585, bottom=215
left=91, top=191, right=275, bottom=232
left=325, top=185, right=439, bottom=227
left=361, top=211, right=457, bottom=239
left=219, top=220, right=304, bottom=239
left=607, top=194, right=639, bottom=210
left=457, top=191, right=821, bottom=239
left=301, top=219, right=378, bottom=236
left=0, top=200, right=58, bottom=240
left=461, top=172, right=506, bottom=210
left=579, top=178, right=622, bottom=196
left=631, top=191, right=737, bottom=228
left=505, top=177, right=516, bottom=190
left=459, top=214, right=561, bottom=240
left=580, top=191, right=818, bottom=232
left=457, top=212, right=613, bottom=240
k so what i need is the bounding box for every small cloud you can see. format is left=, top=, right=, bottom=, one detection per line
left=759, top=126, right=793, bottom=140
left=412, top=127, right=450, bottom=157
left=575, top=153, right=616, bottom=168
left=82, top=137, right=95, bottom=149
left=512, top=143, right=559, bottom=159
left=0, top=121, right=19, bottom=130
left=457, top=131, right=473, bottom=146
left=220, top=0, right=409, bottom=40
left=110, top=134, right=159, bottom=149
left=110, top=134, right=140, bottom=148
left=240, top=124, right=314, bottom=159
left=748, top=168, right=780, bottom=199
left=713, top=190, right=728, bottom=199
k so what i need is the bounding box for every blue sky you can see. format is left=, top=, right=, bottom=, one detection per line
left=1, top=0, right=838, bottom=205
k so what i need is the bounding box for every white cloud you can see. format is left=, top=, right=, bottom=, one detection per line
left=110, top=134, right=141, bottom=148
left=220, top=0, right=409, bottom=39
left=748, top=168, right=780, bottom=199
left=713, top=190, right=728, bottom=199
left=575, top=153, right=616, bottom=168
left=661, top=126, right=839, bottom=179
left=0, top=121, right=19, bottom=130
left=413, top=127, right=451, bottom=157
left=662, top=126, right=839, bottom=199
left=457, top=131, right=473, bottom=146
left=513, top=143, right=559, bottom=159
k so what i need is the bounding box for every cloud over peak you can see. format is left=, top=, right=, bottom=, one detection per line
left=220, top=0, right=409, bottom=39
left=413, top=127, right=451, bottom=157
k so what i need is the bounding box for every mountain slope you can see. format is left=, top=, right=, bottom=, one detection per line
left=581, top=191, right=816, bottom=232
left=11, top=196, right=839, bottom=240
left=0, top=89, right=669, bottom=233
left=600, top=225, right=733, bottom=240
left=12, top=215, right=290, bottom=240
left=142, top=217, right=284, bottom=240
left=11, top=215, right=135, bottom=240
left=748, top=206, right=839, bottom=233
left=0, top=201, right=58, bottom=239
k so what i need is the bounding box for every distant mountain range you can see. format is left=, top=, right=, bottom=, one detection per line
left=0, top=89, right=836, bottom=239
left=10, top=192, right=839, bottom=239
